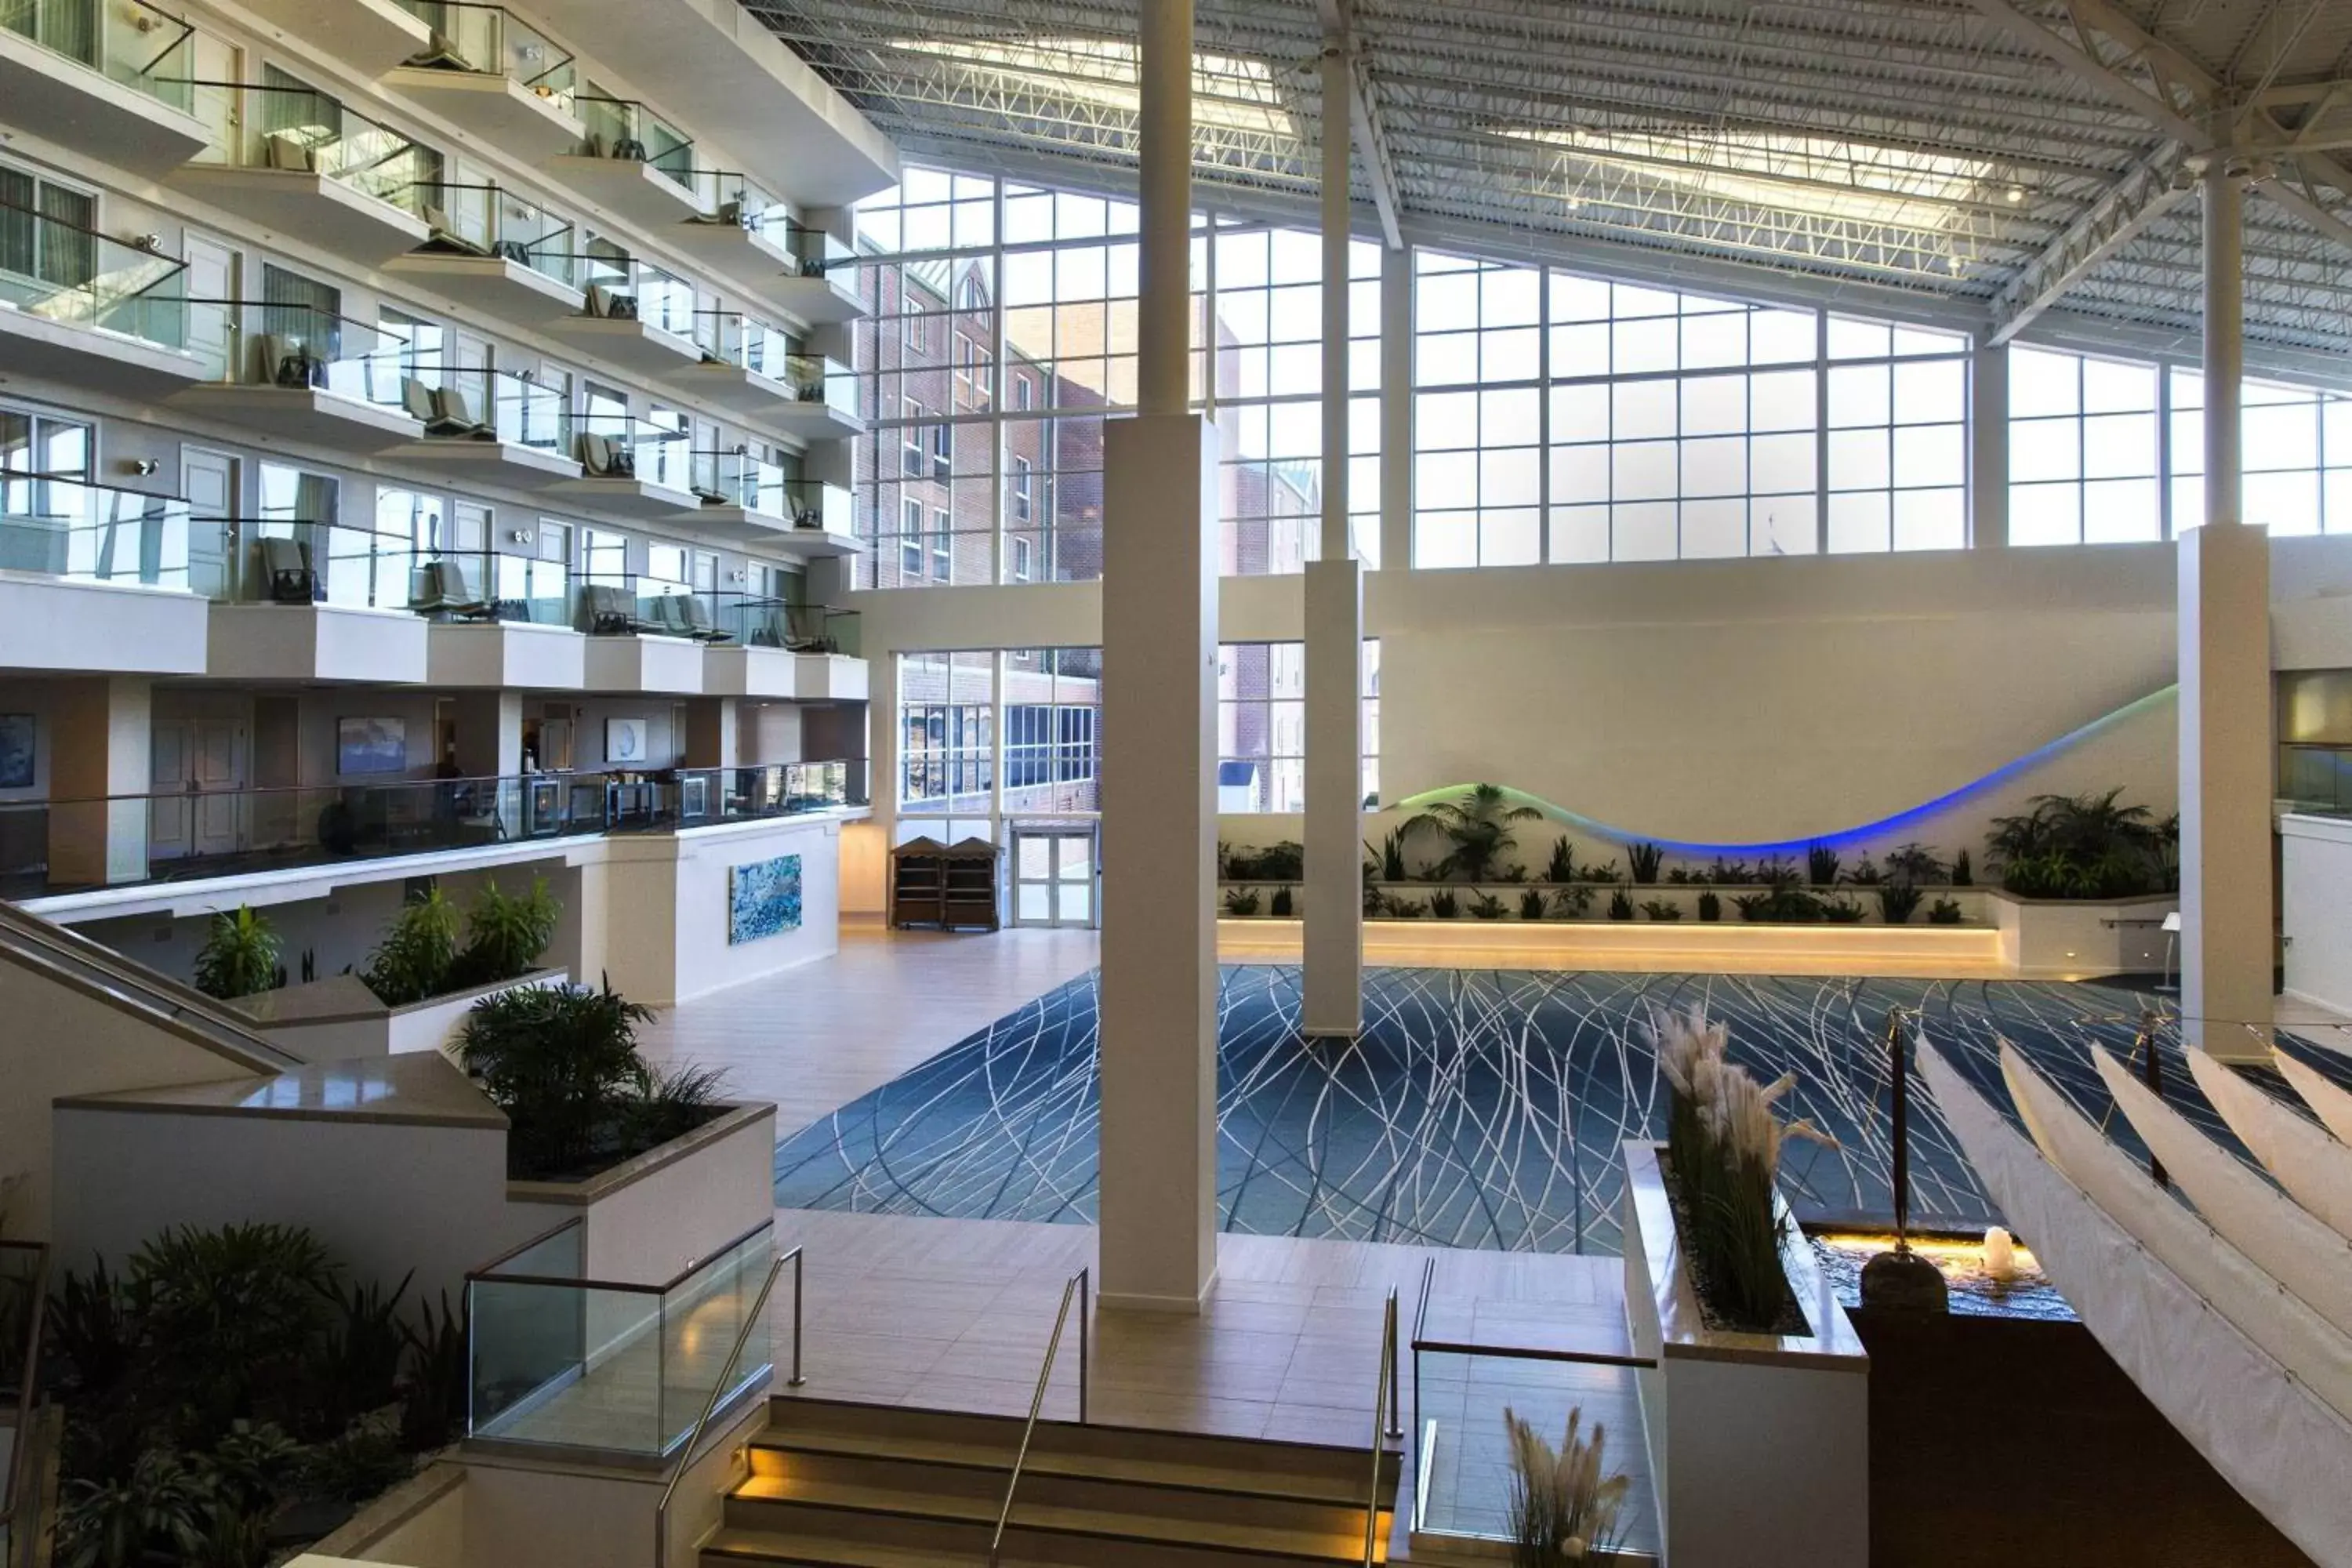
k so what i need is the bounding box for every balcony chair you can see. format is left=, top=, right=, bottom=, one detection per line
left=402, top=380, right=495, bottom=439
left=259, top=536, right=319, bottom=604
left=579, top=582, right=652, bottom=637
left=673, top=593, right=731, bottom=643
left=400, top=31, right=473, bottom=72
left=417, top=204, right=491, bottom=258
left=410, top=557, right=492, bottom=621
left=576, top=432, right=635, bottom=479
left=255, top=332, right=323, bottom=389
left=583, top=283, right=639, bottom=321
left=262, top=133, right=318, bottom=173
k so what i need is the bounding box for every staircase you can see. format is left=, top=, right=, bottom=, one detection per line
left=699, top=1396, right=1399, bottom=1566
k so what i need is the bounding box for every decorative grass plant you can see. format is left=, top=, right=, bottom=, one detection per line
left=1503, top=1405, right=1630, bottom=1566
left=1650, top=1005, right=1834, bottom=1332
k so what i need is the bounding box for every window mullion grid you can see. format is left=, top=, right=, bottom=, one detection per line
left=989, top=182, right=1007, bottom=586
left=2158, top=355, right=2173, bottom=541
left=989, top=650, right=1006, bottom=840
left=1538, top=265, right=1552, bottom=564
left=1813, top=310, right=1829, bottom=557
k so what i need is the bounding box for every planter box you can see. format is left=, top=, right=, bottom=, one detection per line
left=1986, top=889, right=2176, bottom=978
left=506, top=1101, right=777, bottom=1290
left=235, top=969, right=568, bottom=1062
left=1621, top=1141, right=1867, bottom=1568
left=1221, top=880, right=1991, bottom=927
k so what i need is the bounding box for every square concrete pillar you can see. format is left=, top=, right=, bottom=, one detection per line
left=46, top=677, right=151, bottom=887
left=2179, top=519, right=2273, bottom=1059
left=1302, top=557, right=1363, bottom=1035
left=684, top=697, right=739, bottom=768
left=451, top=690, right=524, bottom=778
left=1098, top=411, right=1221, bottom=1312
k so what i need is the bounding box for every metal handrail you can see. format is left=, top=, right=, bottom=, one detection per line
left=987, top=1266, right=1089, bottom=1568
left=0, top=1241, right=52, bottom=1558
left=0, top=902, right=300, bottom=1070
left=1363, top=1284, right=1400, bottom=1566
left=652, top=1243, right=803, bottom=1568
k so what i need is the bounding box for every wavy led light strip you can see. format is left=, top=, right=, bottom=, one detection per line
left=1387, top=685, right=2178, bottom=858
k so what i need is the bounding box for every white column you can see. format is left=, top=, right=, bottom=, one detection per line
left=2179, top=158, right=2272, bottom=1061
left=1969, top=342, right=2009, bottom=547
left=1379, top=245, right=1411, bottom=571
left=1098, top=0, right=1222, bottom=1312
left=1303, top=42, right=1363, bottom=1036
left=48, top=677, right=151, bottom=887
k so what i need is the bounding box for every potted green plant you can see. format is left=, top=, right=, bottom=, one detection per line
left=1403, top=783, right=1541, bottom=882
left=193, top=906, right=281, bottom=1000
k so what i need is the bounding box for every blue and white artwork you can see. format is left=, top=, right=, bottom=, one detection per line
left=728, top=852, right=802, bottom=945
left=0, top=714, right=32, bottom=789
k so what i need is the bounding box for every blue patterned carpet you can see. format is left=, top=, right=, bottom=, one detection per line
left=772, top=967, right=2352, bottom=1254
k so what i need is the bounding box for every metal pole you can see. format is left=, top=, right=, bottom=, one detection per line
left=789, top=1247, right=804, bottom=1386
left=2140, top=1011, right=2169, bottom=1189
left=1886, top=1008, right=1910, bottom=1251
left=1078, top=1265, right=1090, bottom=1424
left=1136, top=0, right=1192, bottom=418
left=2203, top=149, right=2244, bottom=532
left=1319, top=40, right=1352, bottom=563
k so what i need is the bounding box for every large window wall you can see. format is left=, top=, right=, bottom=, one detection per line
left=897, top=647, right=1105, bottom=840
left=848, top=169, right=1379, bottom=586
left=2009, top=347, right=2352, bottom=543
left=1217, top=641, right=1381, bottom=812
left=849, top=163, right=2352, bottom=588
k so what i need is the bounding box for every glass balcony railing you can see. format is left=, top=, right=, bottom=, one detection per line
left=403, top=182, right=577, bottom=287
left=193, top=300, right=412, bottom=401
left=785, top=354, right=857, bottom=419
left=412, top=546, right=573, bottom=626
left=225, top=518, right=419, bottom=611
left=0, top=763, right=869, bottom=898
left=394, top=0, right=576, bottom=108
left=579, top=251, right=695, bottom=336
left=575, top=411, right=689, bottom=488
left=571, top=95, right=695, bottom=190
left=3, top=0, right=194, bottom=111
left=1, top=474, right=193, bottom=590
left=687, top=449, right=792, bottom=517
left=575, top=573, right=727, bottom=641
left=710, top=593, right=858, bottom=654
left=184, top=80, right=430, bottom=206
left=468, top=1218, right=772, bottom=1457
left=0, top=200, right=187, bottom=349
left=692, top=310, right=797, bottom=382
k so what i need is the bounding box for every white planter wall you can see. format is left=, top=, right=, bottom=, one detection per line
left=1621, top=1141, right=1868, bottom=1568
left=1988, top=890, right=2178, bottom=978
left=2281, top=812, right=2352, bottom=1014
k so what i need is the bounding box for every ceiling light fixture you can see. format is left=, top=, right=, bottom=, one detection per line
left=2005, top=184, right=2025, bottom=204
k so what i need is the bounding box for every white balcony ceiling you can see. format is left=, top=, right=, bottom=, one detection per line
left=740, top=0, right=2352, bottom=376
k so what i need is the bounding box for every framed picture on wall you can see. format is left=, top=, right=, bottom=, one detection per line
left=0, top=714, right=32, bottom=789
left=605, top=717, right=649, bottom=765
left=336, top=716, right=407, bottom=776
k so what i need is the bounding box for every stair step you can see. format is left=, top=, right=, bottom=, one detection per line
left=722, top=1479, right=1388, bottom=1565
left=747, top=1424, right=1390, bottom=1511
left=760, top=1395, right=1385, bottom=1493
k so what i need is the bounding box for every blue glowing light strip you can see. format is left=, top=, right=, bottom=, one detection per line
left=1388, top=685, right=2179, bottom=858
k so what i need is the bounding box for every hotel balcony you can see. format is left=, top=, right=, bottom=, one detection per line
left=380, top=2, right=583, bottom=162
left=171, top=306, right=423, bottom=452
left=550, top=259, right=701, bottom=374
left=205, top=520, right=431, bottom=684
left=0, top=477, right=209, bottom=675
left=416, top=550, right=586, bottom=690
left=385, top=367, right=583, bottom=483
left=548, top=414, right=699, bottom=519
left=0, top=203, right=201, bottom=395
left=667, top=189, right=865, bottom=328
left=0, top=0, right=209, bottom=176
left=756, top=356, right=864, bottom=439
left=700, top=596, right=868, bottom=699
left=673, top=459, right=858, bottom=561
left=239, top=0, right=429, bottom=76
left=660, top=310, right=803, bottom=415
left=575, top=577, right=722, bottom=694
left=382, top=183, right=586, bottom=329
left=542, top=96, right=707, bottom=226
left=169, top=82, right=431, bottom=265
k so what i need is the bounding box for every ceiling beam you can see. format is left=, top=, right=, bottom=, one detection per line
left=1964, top=0, right=2352, bottom=311
left=1315, top=0, right=1403, bottom=247
left=1988, top=142, right=2192, bottom=343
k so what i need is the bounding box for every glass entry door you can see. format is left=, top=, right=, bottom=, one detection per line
left=1011, top=825, right=1097, bottom=928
